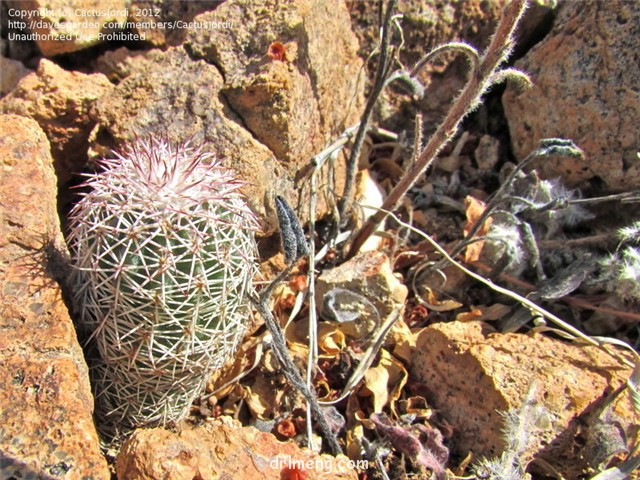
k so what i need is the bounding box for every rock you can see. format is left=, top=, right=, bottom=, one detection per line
left=89, top=46, right=282, bottom=230
left=115, top=417, right=359, bottom=480
left=503, top=0, right=640, bottom=191
left=0, top=55, right=32, bottom=95
left=1, top=14, right=41, bottom=65
left=411, top=321, right=638, bottom=478
left=348, top=0, right=507, bottom=75
left=91, top=21, right=362, bottom=230
left=511, top=0, right=556, bottom=57
left=186, top=0, right=364, bottom=165
left=8, top=0, right=128, bottom=56
left=0, top=115, right=109, bottom=479
left=127, top=0, right=216, bottom=47
left=0, top=58, right=112, bottom=184
left=94, top=46, right=149, bottom=82
left=316, top=251, right=407, bottom=338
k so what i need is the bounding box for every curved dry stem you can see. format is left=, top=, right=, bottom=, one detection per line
left=409, top=41, right=480, bottom=79
left=363, top=204, right=602, bottom=348
left=489, top=67, right=533, bottom=91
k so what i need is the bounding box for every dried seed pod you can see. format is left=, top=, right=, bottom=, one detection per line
left=275, top=195, right=308, bottom=264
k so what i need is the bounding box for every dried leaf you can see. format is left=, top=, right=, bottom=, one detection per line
left=405, top=303, right=430, bottom=327
left=422, top=287, right=463, bottom=312
left=273, top=283, right=297, bottom=313
left=346, top=424, right=366, bottom=460
left=388, top=319, right=416, bottom=366
left=373, top=157, right=405, bottom=180
left=245, top=375, right=279, bottom=419
left=318, top=322, right=347, bottom=354
left=475, top=303, right=512, bottom=321
left=285, top=320, right=311, bottom=360
left=362, top=349, right=408, bottom=414
left=206, top=334, right=263, bottom=397
left=275, top=417, right=298, bottom=439
left=455, top=307, right=483, bottom=322
left=402, top=396, right=433, bottom=419
left=463, top=195, right=492, bottom=263
left=362, top=362, right=390, bottom=414
left=288, top=274, right=308, bottom=293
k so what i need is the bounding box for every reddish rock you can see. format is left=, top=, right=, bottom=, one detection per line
left=0, top=58, right=112, bottom=184
left=186, top=0, right=364, bottom=165
left=94, top=46, right=149, bottom=82
left=0, top=114, right=109, bottom=479
left=411, top=321, right=638, bottom=478
left=503, top=0, right=640, bottom=191
left=116, top=417, right=359, bottom=480
left=8, top=0, right=128, bottom=56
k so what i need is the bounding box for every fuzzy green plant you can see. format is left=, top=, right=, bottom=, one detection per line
left=598, top=222, right=640, bottom=303
left=67, top=137, right=258, bottom=439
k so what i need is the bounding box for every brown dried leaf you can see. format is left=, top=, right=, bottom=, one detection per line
left=476, top=303, right=512, bottom=321
left=362, top=349, right=408, bottom=414
left=463, top=195, right=492, bottom=263
left=245, top=375, right=278, bottom=419
left=455, top=307, right=483, bottom=322
left=373, top=157, right=405, bottom=180
left=346, top=424, right=366, bottom=461
left=388, top=318, right=416, bottom=366
left=422, top=287, right=463, bottom=312
left=402, top=396, right=434, bottom=420
left=275, top=417, right=298, bottom=439
left=318, top=322, right=347, bottom=354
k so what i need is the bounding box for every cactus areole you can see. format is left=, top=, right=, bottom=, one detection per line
left=67, top=137, right=258, bottom=439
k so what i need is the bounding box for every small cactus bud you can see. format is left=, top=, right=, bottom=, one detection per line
left=67, top=137, right=258, bottom=439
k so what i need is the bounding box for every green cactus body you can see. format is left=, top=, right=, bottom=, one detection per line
left=67, top=138, right=258, bottom=438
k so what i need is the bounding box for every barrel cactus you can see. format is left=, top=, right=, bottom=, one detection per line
left=67, top=137, right=258, bottom=439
